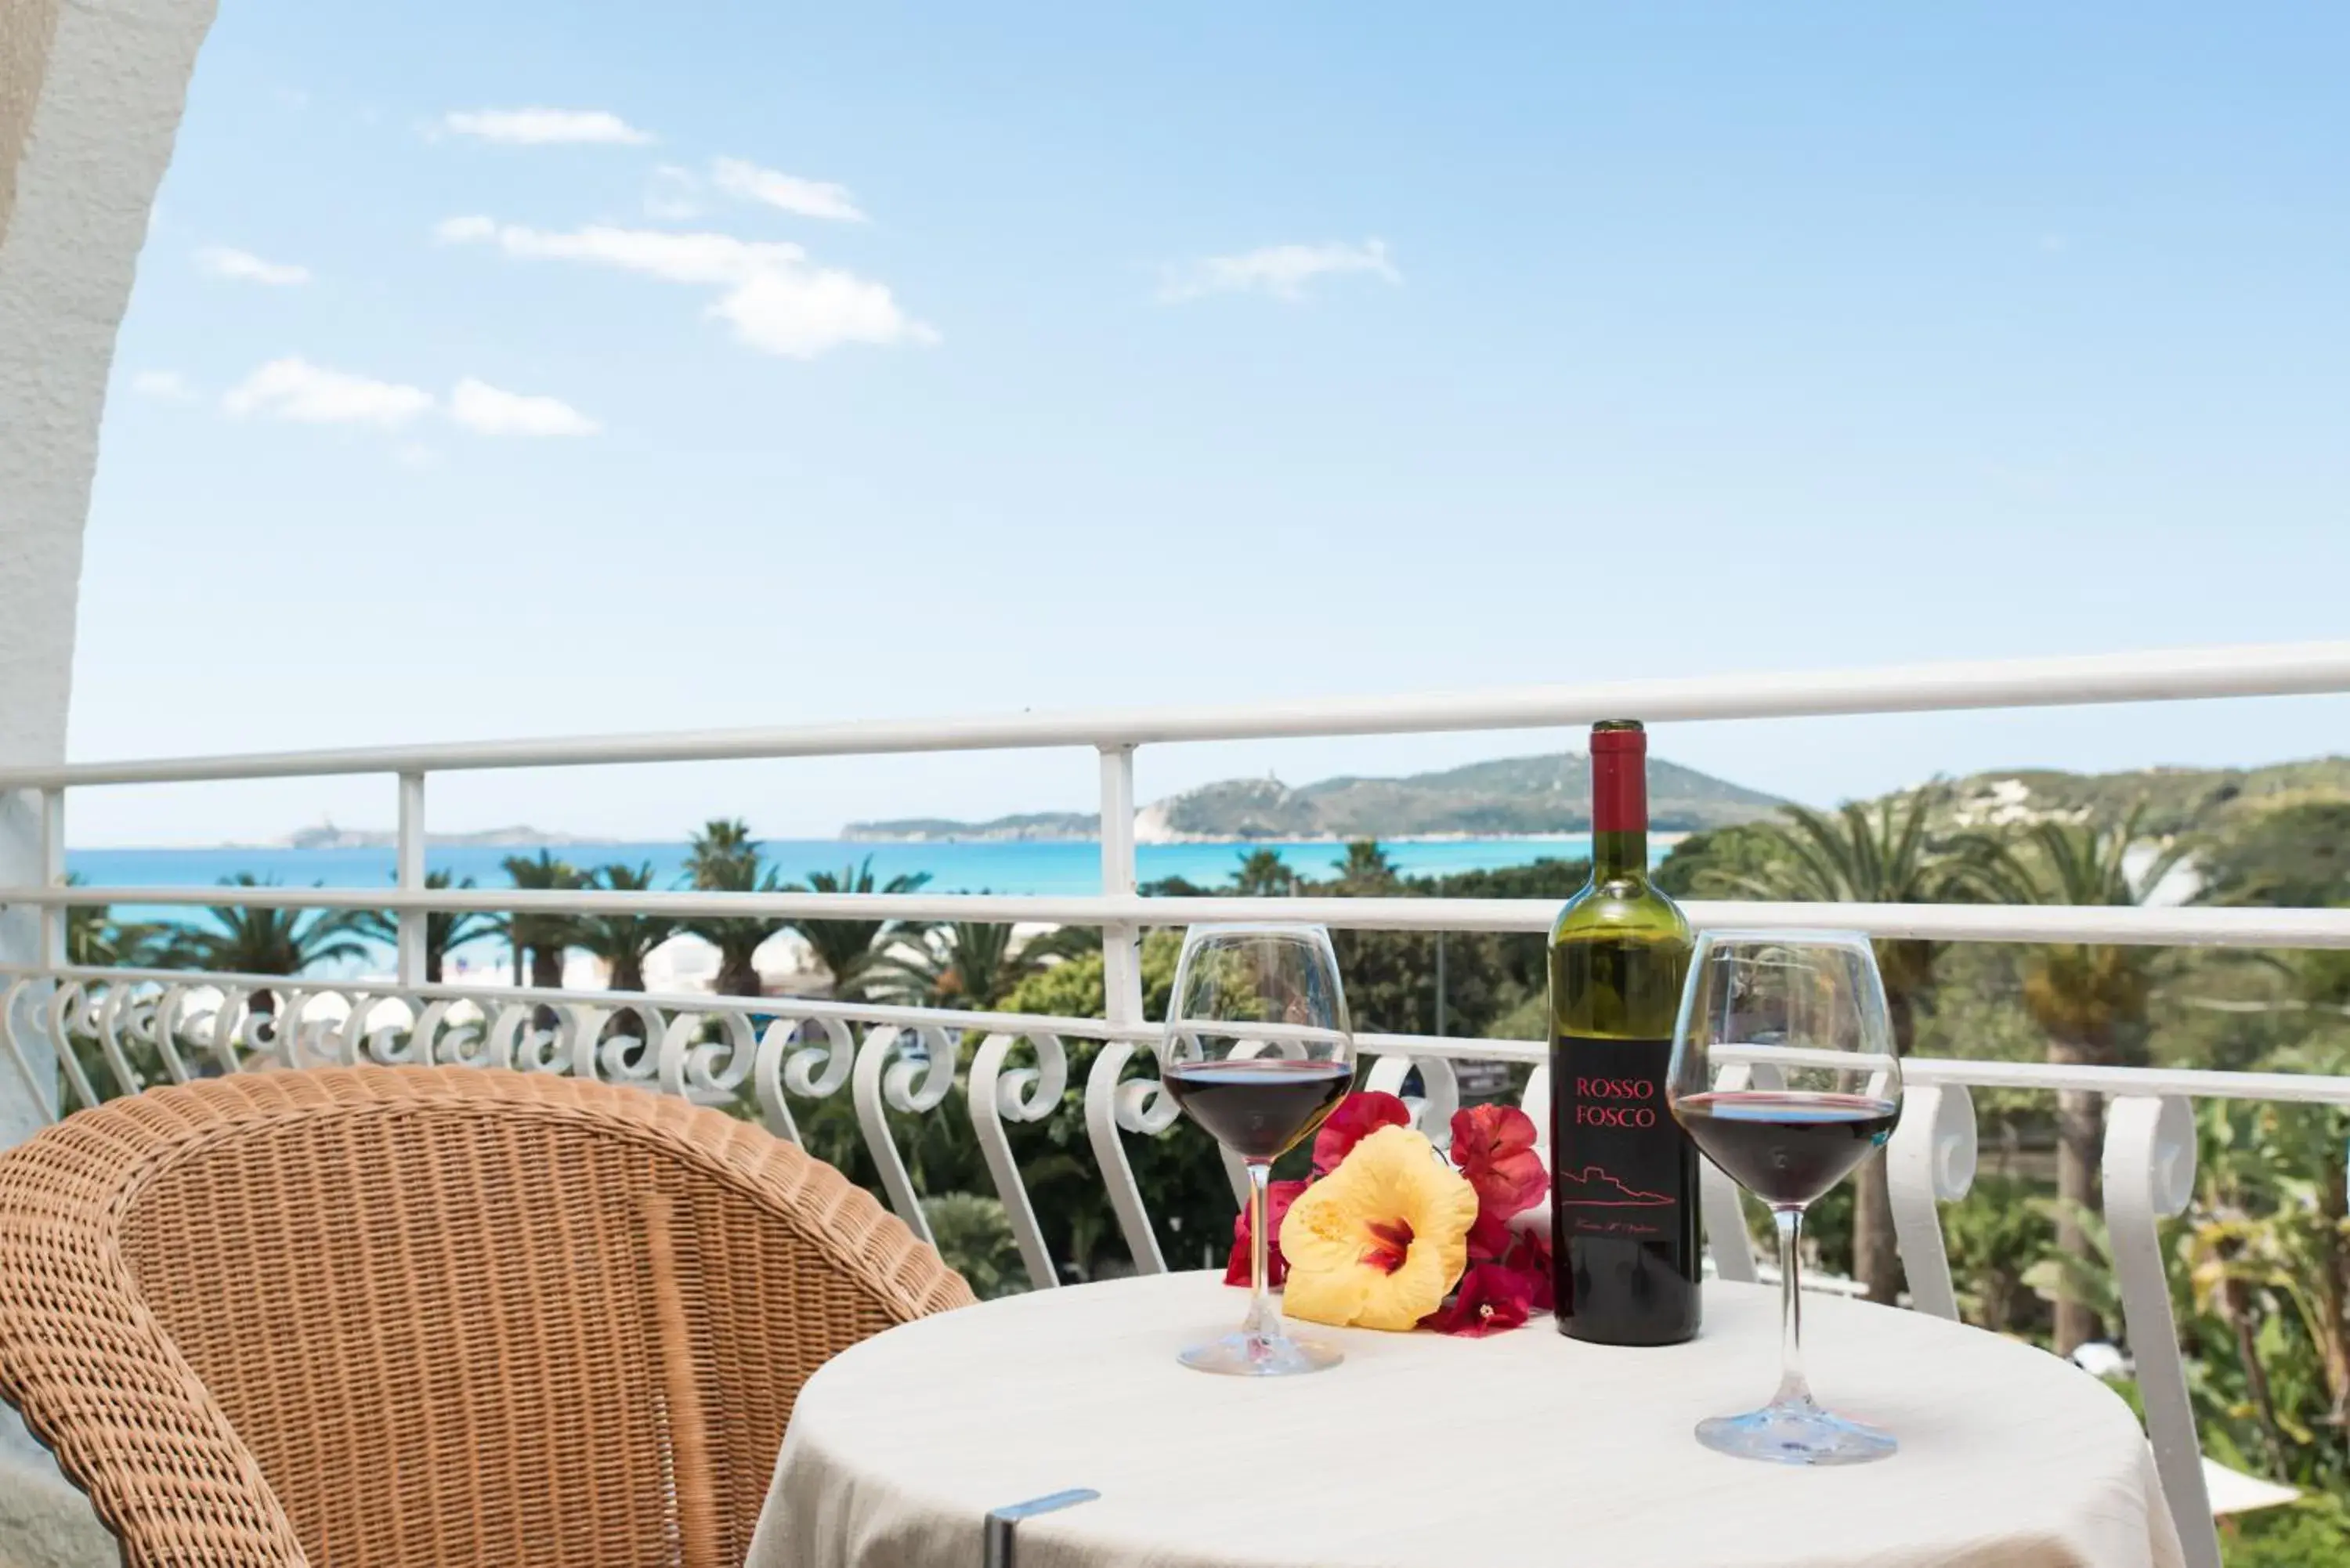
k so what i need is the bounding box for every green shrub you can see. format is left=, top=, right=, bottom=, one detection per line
left=921, top=1192, right=1026, bottom=1299
left=2224, top=1494, right=2350, bottom=1567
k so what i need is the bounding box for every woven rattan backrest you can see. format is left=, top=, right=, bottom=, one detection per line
left=0, top=1067, right=975, bottom=1568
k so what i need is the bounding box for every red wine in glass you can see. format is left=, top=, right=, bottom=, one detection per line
left=1674, top=1090, right=1899, bottom=1206
left=1162, top=1059, right=1351, bottom=1160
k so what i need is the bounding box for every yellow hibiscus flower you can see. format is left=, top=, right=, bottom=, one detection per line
left=1278, top=1125, right=1479, bottom=1331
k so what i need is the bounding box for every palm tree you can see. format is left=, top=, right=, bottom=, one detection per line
left=159, top=875, right=371, bottom=1013
left=494, top=851, right=582, bottom=990
left=1986, top=803, right=2187, bottom=1353
left=784, top=854, right=934, bottom=1000
left=2184, top=1045, right=2350, bottom=1454
left=681, top=819, right=785, bottom=998
left=353, top=871, right=497, bottom=984
left=865, top=911, right=1087, bottom=1009
left=62, top=873, right=166, bottom=967
left=1701, top=787, right=1994, bottom=1306
left=1230, top=848, right=1299, bottom=897
left=1331, top=840, right=1401, bottom=891
left=573, top=862, right=676, bottom=992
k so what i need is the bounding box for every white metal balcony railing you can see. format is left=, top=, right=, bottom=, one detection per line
left=5, top=640, right=2350, bottom=1568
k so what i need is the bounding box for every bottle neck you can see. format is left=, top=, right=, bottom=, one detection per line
left=1591, top=743, right=1648, bottom=881
left=1593, top=826, right=1647, bottom=880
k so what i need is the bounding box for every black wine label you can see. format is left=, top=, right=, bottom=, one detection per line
left=1551, top=1035, right=1683, bottom=1240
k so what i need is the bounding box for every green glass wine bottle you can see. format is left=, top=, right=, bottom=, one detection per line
left=1549, top=719, right=1701, bottom=1345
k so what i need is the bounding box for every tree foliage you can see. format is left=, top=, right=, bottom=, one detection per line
left=2200, top=801, right=2350, bottom=910
left=866, top=914, right=1086, bottom=1010
left=494, top=851, right=584, bottom=990
left=1979, top=804, right=2189, bottom=1350
left=573, top=862, right=676, bottom=992
left=352, top=870, right=497, bottom=984
left=63, top=873, right=167, bottom=968
left=160, top=874, right=370, bottom=980
left=783, top=853, right=933, bottom=1000
left=682, top=819, right=782, bottom=998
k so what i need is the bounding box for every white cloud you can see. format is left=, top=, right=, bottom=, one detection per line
left=222, top=358, right=434, bottom=427
left=219, top=359, right=602, bottom=438
left=439, top=216, right=797, bottom=284
left=714, top=266, right=940, bottom=357
left=196, top=246, right=311, bottom=286
left=1159, top=238, right=1401, bottom=303
left=439, top=108, right=653, bottom=146
left=448, top=378, right=600, bottom=437
left=128, top=369, right=197, bottom=402
left=710, top=157, right=866, bottom=223
left=436, top=216, right=935, bottom=359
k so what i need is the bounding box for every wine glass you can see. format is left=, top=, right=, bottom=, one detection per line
left=1668, top=930, right=1904, bottom=1465
left=1160, top=923, right=1356, bottom=1376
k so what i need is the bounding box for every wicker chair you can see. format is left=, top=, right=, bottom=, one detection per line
left=0, top=1065, right=975, bottom=1568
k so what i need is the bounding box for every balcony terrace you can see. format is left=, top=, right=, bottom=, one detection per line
left=3, top=641, right=2349, bottom=1568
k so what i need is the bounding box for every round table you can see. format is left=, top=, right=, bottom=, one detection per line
left=750, top=1272, right=2185, bottom=1568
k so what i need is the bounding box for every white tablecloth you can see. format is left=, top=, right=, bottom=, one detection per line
left=750, top=1272, right=2184, bottom=1568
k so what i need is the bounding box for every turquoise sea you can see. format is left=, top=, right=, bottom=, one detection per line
left=65, top=838, right=1609, bottom=974
left=68, top=835, right=1597, bottom=901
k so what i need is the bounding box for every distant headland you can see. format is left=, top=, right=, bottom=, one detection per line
left=277, top=822, right=598, bottom=851
left=845, top=750, right=1788, bottom=842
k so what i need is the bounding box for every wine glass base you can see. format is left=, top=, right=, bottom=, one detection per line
left=1177, top=1330, right=1343, bottom=1377
left=1696, top=1399, right=1896, bottom=1466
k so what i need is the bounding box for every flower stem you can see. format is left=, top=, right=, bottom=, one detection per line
left=1772, top=1204, right=1815, bottom=1410
left=1243, top=1158, right=1282, bottom=1359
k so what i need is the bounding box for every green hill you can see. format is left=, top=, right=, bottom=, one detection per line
left=848, top=751, right=1785, bottom=840
left=1141, top=752, right=1787, bottom=838
left=841, top=811, right=1097, bottom=843
left=1938, top=757, right=2350, bottom=838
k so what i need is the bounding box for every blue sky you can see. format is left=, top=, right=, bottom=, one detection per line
left=70, top=2, right=2350, bottom=844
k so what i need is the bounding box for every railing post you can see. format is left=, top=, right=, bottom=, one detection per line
left=2104, top=1094, right=2219, bottom=1568
left=396, top=772, right=427, bottom=987
left=36, top=789, right=63, bottom=969
left=1885, top=1082, right=1976, bottom=1321
left=1097, top=746, right=1144, bottom=1027
left=0, top=789, right=63, bottom=1152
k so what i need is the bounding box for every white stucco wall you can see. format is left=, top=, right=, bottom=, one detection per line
left=1, top=0, right=219, bottom=1147
left=0, top=0, right=216, bottom=1501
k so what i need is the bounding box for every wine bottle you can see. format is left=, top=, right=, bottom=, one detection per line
left=1549, top=719, right=1701, bottom=1345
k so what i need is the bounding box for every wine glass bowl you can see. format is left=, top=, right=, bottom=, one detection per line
left=1668, top=930, right=1904, bottom=1465
left=1160, top=923, right=1355, bottom=1376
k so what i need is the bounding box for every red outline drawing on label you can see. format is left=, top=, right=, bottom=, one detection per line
left=1555, top=1165, right=1672, bottom=1207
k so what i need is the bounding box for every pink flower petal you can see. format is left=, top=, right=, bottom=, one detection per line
left=1421, top=1263, right=1535, bottom=1337
left=1504, top=1223, right=1556, bottom=1313
left=1224, top=1177, right=1310, bottom=1286
left=1313, top=1091, right=1411, bottom=1176
left=1451, top=1104, right=1548, bottom=1224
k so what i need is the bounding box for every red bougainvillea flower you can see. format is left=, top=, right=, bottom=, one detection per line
left=1466, top=1212, right=1517, bottom=1264
left=1312, top=1091, right=1411, bottom=1176
left=1422, top=1263, right=1535, bottom=1337
left=1224, top=1178, right=1310, bottom=1287
left=1504, top=1222, right=1555, bottom=1313
left=1451, top=1104, right=1548, bottom=1226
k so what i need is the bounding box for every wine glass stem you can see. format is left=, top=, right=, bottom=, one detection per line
left=1772, top=1204, right=1814, bottom=1409
left=1244, top=1158, right=1282, bottom=1355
